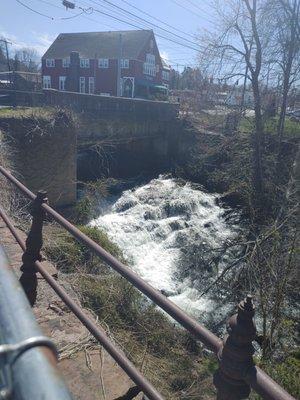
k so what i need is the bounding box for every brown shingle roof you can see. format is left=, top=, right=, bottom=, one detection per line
left=42, top=30, right=153, bottom=59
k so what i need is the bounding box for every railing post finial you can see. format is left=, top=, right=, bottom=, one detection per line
left=213, top=295, right=257, bottom=400
left=19, top=190, right=48, bottom=306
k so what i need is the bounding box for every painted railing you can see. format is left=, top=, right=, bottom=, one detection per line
left=0, top=165, right=295, bottom=400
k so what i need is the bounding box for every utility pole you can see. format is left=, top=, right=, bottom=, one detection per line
left=117, top=33, right=122, bottom=97
left=240, top=63, right=248, bottom=112
left=0, top=38, right=12, bottom=72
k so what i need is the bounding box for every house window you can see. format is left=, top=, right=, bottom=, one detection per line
left=80, top=58, right=90, bottom=68
left=62, top=58, right=70, bottom=68
left=162, top=70, right=170, bottom=81
left=121, top=59, right=129, bottom=69
left=143, top=63, right=156, bottom=77
left=146, top=54, right=155, bottom=65
left=88, top=77, right=95, bottom=94
left=59, top=76, right=66, bottom=91
left=143, top=53, right=156, bottom=76
left=43, top=75, right=51, bottom=89
left=79, top=77, right=85, bottom=93
left=98, top=58, right=109, bottom=68
left=45, top=59, right=55, bottom=67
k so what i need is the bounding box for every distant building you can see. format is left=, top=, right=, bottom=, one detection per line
left=41, top=30, right=169, bottom=99
left=226, top=88, right=254, bottom=107
left=162, top=59, right=171, bottom=89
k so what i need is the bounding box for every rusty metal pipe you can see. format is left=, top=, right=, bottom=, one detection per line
left=0, top=166, right=296, bottom=400
left=0, top=247, right=73, bottom=400
left=245, top=367, right=295, bottom=400
left=0, top=165, right=221, bottom=353
left=0, top=206, right=164, bottom=400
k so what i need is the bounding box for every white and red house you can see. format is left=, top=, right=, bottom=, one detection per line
left=42, top=29, right=170, bottom=98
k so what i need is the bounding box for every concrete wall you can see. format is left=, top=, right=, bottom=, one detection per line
left=43, top=89, right=178, bottom=120
left=76, top=115, right=180, bottom=180
left=0, top=110, right=77, bottom=208
left=0, top=89, right=181, bottom=184
left=0, top=89, right=44, bottom=107
left=0, top=89, right=178, bottom=121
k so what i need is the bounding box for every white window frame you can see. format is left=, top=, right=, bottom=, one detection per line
left=100, top=93, right=110, bottom=96
left=121, top=59, right=129, bottom=69
left=88, top=77, right=95, bottom=94
left=62, top=58, right=70, bottom=68
left=162, top=70, right=170, bottom=81
left=59, top=76, right=66, bottom=91
left=45, top=59, right=55, bottom=68
left=143, top=63, right=156, bottom=77
left=80, top=58, right=90, bottom=68
left=98, top=58, right=109, bottom=68
left=79, top=77, right=86, bottom=93
left=146, top=53, right=155, bottom=65
left=43, top=75, right=51, bottom=89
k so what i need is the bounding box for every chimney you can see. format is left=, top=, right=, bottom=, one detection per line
left=66, top=51, right=80, bottom=92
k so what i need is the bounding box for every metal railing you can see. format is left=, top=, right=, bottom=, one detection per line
left=0, top=247, right=72, bottom=400
left=0, top=165, right=295, bottom=400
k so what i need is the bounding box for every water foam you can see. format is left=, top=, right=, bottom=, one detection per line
left=91, top=176, right=239, bottom=319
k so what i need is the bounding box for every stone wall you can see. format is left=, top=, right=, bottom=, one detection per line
left=0, top=110, right=77, bottom=208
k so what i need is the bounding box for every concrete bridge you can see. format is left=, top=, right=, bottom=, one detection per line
left=0, top=89, right=181, bottom=207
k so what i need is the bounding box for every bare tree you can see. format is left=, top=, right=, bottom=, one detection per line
left=271, top=0, right=300, bottom=142
left=14, top=47, right=39, bottom=72
left=199, top=0, right=270, bottom=201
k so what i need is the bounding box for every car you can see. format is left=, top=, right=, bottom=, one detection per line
left=291, top=109, right=300, bottom=117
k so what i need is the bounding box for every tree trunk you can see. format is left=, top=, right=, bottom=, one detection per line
left=277, top=50, right=294, bottom=144
left=251, top=76, right=264, bottom=200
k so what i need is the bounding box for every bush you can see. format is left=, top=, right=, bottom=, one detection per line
left=44, top=224, right=122, bottom=273
left=256, top=352, right=300, bottom=399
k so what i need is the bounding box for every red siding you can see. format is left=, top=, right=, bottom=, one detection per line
left=42, top=32, right=165, bottom=96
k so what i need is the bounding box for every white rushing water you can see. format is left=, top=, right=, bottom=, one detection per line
left=91, top=175, right=240, bottom=320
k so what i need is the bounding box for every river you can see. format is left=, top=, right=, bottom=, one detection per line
left=91, top=175, right=243, bottom=327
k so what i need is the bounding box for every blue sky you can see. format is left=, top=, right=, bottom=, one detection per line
left=1, top=0, right=215, bottom=70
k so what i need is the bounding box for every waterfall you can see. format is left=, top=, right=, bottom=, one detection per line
left=91, top=175, right=242, bottom=322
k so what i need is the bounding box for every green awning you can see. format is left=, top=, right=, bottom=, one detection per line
left=153, top=85, right=168, bottom=91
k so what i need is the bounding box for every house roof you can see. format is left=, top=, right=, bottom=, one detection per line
left=42, top=30, right=154, bottom=60
left=161, top=58, right=171, bottom=70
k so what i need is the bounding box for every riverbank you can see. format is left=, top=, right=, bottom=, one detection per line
left=43, top=223, right=218, bottom=399
left=0, top=107, right=299, bottom=398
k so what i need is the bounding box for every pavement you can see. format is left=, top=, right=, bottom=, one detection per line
left=0, top=218, right=139, bottom=400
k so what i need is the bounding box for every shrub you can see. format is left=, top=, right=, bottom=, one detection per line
left=44, top=224, right=122, bottom=273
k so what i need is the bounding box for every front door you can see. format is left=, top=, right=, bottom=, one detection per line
left=122, top=77, right=134, bottom=98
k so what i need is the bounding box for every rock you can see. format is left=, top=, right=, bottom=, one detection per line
left=219, top=191, right=243, bottom=207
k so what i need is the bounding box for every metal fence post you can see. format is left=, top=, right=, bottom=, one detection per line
left=213, top=295, right=257, bottom=400
left=20, top=190, right=48, bottom=306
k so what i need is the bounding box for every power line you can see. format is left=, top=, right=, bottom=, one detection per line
left=75, top=0, right=205, bottom=52
left=118, top=0, right=197, bottom=40
left=89, top=0, right=203, bottom=49
left=15, top=0, right=54, bottom=19
left=183, top=0, right=214, bottom=18
left=169, top=0, right=214, bottom=23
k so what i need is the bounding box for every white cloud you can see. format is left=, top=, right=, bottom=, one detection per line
left=0, top=29, right=56, bottom=58
left=160, top=50, right=170, bottom=62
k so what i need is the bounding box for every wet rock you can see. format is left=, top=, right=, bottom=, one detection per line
left=115, top=199, right=137, bottom=212
left=219, top=191, right=243, bottom=207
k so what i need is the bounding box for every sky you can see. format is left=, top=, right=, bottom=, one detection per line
left=1, top=0, right=215, bottom=71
